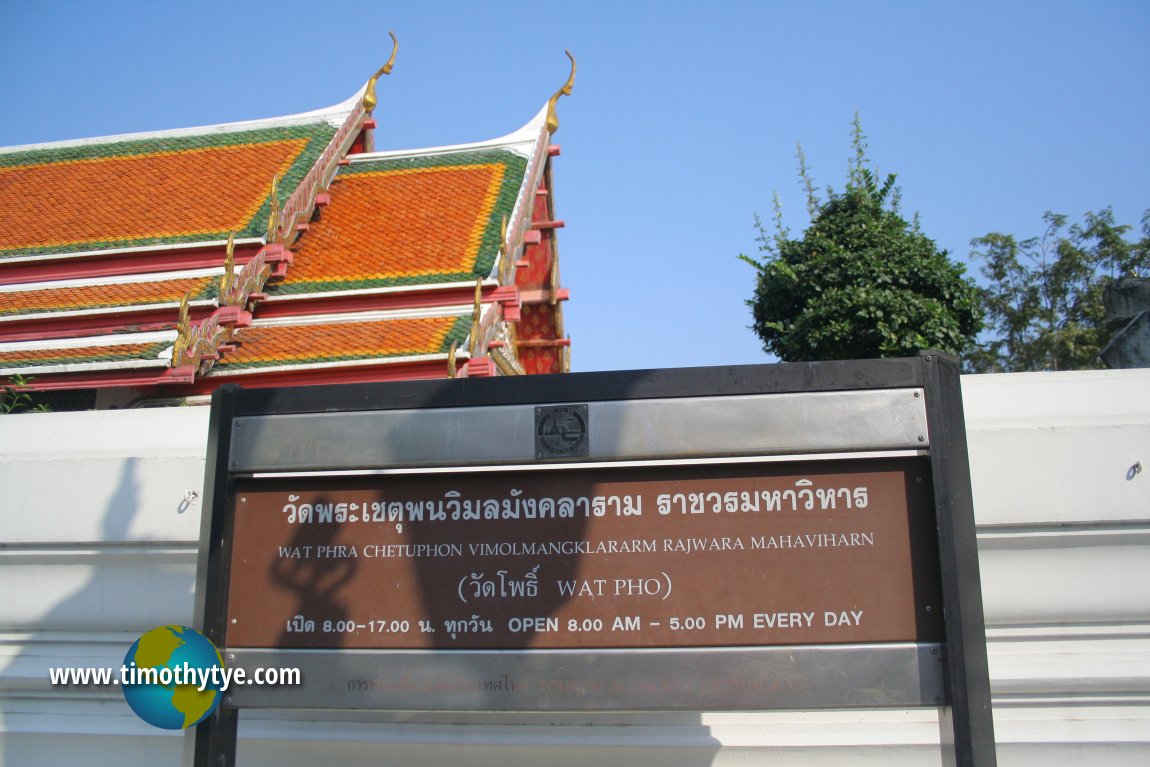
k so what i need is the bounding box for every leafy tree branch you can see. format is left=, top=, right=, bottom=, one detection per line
left=742, top=116, right=982, bottom=362
left=968, top=208, right=1149, bottom=372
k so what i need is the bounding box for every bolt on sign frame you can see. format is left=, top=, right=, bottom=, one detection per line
left=187, top=353, right=996, bottom=766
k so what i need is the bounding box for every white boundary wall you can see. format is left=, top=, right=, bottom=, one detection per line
left=1, top=369, right=1148, bottom=765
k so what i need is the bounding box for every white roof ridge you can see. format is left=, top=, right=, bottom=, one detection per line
left=0, top=89, right=364, bottom=157
left=0, top=237, right=266, bottom=265
left=0, top=329, right=178, bottom=353
left=250, top=304, right=473, bottom=328
left=352, top=103, right=549, bottom=162
left=0, top=267, right=225, bottom=293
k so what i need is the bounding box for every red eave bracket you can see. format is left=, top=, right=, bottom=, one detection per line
left=548, top=145, right=561, bottom=157
left=263, top=244, right=291, bottom=264
left=490, top=285, right=521, bottom=323
left=516, top=338, right=572, bottom=348
left=315, top=192, right=332, bottom=207
left=524, top=230, right=542, bottom=245
left=259, top=246, right=292, bottom=282
left=463, top=357, right=496, bottom=378
left=518, top=287, right=570, bottom=305
left=530, top=220, right=565, bottom=231
left=214, top=306, right=253, bottom=328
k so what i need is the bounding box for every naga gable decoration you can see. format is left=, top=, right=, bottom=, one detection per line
left=545, top=50, right=576, bottom=135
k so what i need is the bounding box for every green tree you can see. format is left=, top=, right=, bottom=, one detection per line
left=0, top=375, right=50, bottom=414
left=968, top=209, right=1150, bottom=372
left=742, top=118, right=982, bottom=362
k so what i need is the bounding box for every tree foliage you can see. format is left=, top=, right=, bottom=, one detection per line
left=0, top=375, right=50, bottom=415
left=968, top=209, right=1150, bottom=372
left=742, top=117, right=982, bottom=362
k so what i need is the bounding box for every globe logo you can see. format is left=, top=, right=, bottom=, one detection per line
left=120, top=625, right=225, bottom=730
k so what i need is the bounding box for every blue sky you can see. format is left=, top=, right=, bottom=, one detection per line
left=2, top=0, right=1146, bottom=372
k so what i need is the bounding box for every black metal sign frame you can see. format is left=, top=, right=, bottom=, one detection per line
left=188, top=353, right=995, bottom=766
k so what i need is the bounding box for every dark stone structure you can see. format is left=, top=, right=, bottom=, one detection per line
left=1101, top=278, right=1150, bottom=369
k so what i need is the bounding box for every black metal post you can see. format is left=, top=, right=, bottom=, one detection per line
left=185, top=384, right=242, bottom=767
left=921, top=352, right=997, bottom=766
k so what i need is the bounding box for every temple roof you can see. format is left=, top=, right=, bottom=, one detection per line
left=270, top=146, right=529, bottom=296
left=214, top=311, right=471, bottom=375
left=0, top=331, right=175, bottom=376
left=0, top=99, right=354, bottom=260
left=0, top=66, right=573, bottom=400
left=0, top=270, right=219, bottom=318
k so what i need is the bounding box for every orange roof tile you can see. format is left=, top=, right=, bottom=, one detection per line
left=212, top=314, right=470, bottom=371
left=0, top=123, right=337, bottom=258
left=268, top=149, right=528, bottom=295
left=0, top=339, right=170, bottom=370
left=0, top=275, right=217, bottom=317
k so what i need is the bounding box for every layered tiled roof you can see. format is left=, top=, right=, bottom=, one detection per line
left=0, top=75, right=571, bottom=397
left=268, top=149, right=527, bottom=295
left=0, top=273, right=218, bottom=317
left=0, top=334, right=173, bottom=374
left=212, top=313, right=470, bottom=373
left=0, top=123, right=340, bottom=259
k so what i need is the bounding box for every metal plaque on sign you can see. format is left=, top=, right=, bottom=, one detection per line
left=535, top=404, right=588, bottom=459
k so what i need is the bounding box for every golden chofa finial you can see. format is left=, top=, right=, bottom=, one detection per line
left=265, top=174, right=280, bottom=242
left=469, top=279, right=483, bottom=355
left=219, top=232, right=236, bottom=300
left=545, top=49, right=576, bottom=135
left=498, top=215, right=512, bottom=283
left=172, top=292, right=192, bottom=367
left=363, top=31, right=399, bottom=115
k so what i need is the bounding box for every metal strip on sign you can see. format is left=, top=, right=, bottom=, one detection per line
left=227, top=388, right=928, bottom=473
left=225, top=643, right=944, bottom=711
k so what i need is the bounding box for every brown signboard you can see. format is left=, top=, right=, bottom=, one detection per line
left=226, top=456, right=940, bottom=650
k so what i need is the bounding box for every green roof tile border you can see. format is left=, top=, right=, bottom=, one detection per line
left=265, top=149, right=528, bottom=296
left=0, top=341, right=171, bottom=369
left=264, top=271, right=481, bottom=296
left=0, top=122, right=338, bottom=260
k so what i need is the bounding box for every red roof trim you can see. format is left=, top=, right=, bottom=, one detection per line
left=0, top=243, right=266, bottom=286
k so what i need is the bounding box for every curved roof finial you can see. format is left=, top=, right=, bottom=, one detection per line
left=363, top=31, right=399, bottom=115
left=545, top=49, right=576, bottom=135
left=172, top=292, right=192, bottom=367
left=469, top=279, right=483, bottom=355
left=220, top=232, right=236, bottom=300
left=498, top=215, right=511, bottom=282
left=265, top=174, right=280, bottom=242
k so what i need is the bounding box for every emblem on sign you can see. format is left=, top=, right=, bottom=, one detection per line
left=535, top=404, right=589, bottom=459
